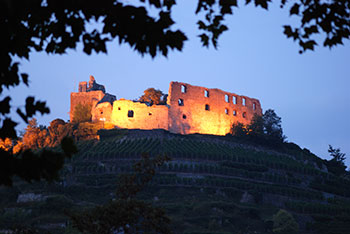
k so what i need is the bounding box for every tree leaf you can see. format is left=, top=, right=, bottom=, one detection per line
left=290, top=3, right=299, bottom=16
left=0, top=97, right=11, bottom=115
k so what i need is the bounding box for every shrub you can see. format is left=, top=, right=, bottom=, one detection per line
left=272, top=209, right=299, bottom=234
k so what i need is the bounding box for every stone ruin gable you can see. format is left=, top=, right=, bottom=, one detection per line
left=70, top=90, right=105, bottom=122
left=110, top=99, right=169, bottom=130
left=167, top=81, right=262, bottom=135
left=92, top=102, right=113, bottom=122
left=70, top=76, right=116, bottom=122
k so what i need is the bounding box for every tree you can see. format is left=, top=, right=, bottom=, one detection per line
left=2, top=0, right=349, bottom=141
left=230, top=122, right=248, bottom=138
left=1, top=0, right=348, bottom=184
left=247, top=114, right=265, bottom=141
left=68, top=153, right=172, bottom=234
left=139, top=88, right=166, bottom=105
left=230, top=109, right=285, bottom=146
left=263, top=109, right=285, bottom=144
left=326, top=145, right=347, bottom=176
left=272, top=209, right=299, bottom=234
left=21, top=118, right=50, bottom=150
left=72, top=103, right=92, bottom=123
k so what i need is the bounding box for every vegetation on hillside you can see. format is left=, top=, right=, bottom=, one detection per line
left=229, top=109, right=285, bottom=147
left=1, top=128, right=350, bottom=233
left=2, top=0, right=349, bottom=196
left=326, top=145, right=347, bottom=176
left=68, top=153, right=172, bottom=234
left=72, top=103, right=92, bottom=123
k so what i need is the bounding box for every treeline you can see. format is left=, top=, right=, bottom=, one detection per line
left=228, top=109, right=285, bottom=148
left=0, top=118, right=104, bottom=154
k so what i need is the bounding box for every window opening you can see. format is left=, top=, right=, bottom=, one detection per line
left=205, top=104, right=210, bottom=111
left=242, top=112, right=246, bottom=118
left=225, top=108, right=229, bottom=115
left=233, top=110, right=237, bottom=116
left=100, top=111, right=103, bottom=114
left=242, top=97, right=246, bottom=106
left=128, top=110, right=134, bottom=118
left=178, top=99, right=184, bottom=106
left=225, top=94, right=229, bottom=103
left=232, top=96, right=237, bottom=105
left=253, top=103, right=256, bottom=110
left=181, top=85, right=186, bottom=93
left=183, top=114, right=187, bottom=119
left=204, top=90, right=209, bottom=97
left=118, top=107, right=121, bottom=110
left=149, top=112, right=152, bottom=116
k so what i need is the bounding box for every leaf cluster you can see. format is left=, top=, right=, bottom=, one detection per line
left=282, top=0, right=350, bottom=53
left=0, top=136, right=77, bottom=186
left=72, top=103, right=92, bottom=123
left=139, top=88, right=167, bottom=105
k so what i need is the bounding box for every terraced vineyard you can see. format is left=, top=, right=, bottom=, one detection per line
left=1, top=129, right=350, bottom=233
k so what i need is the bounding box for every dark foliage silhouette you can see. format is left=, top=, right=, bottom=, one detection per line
left=1, top=0, right=348, bottom=185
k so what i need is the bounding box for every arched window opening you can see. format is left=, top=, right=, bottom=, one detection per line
left=253, top=103, right=256, bottom=110
left=225, top=108, right=229, bottom=115
left=128, top=110, right=134, bottom=118
left=233, top=110, right=237, bottom=116
left=181, top=85, right=186, bottom=93
left=242, top=97, right=246, bottom=106
left=183, top=114, right=187, bottom=119
left=205, top=104, right=210, bottom=111
left=242, top=112, right=246, bottom=118
left=204, top=90, right=209, bottom=97
left=178, top=99, right=184, bottom=106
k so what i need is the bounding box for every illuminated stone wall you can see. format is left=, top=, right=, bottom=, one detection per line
left=110, top=99, right=169, bottom=130
left=167, top=82, right=262, bottom=135
left=70, top=89, right=105, bottom=122
left=71, top=77, right=116, bottom=122
left=71, top=78, right=262, bottom=135
left=92, top=102, right=113, bottom=122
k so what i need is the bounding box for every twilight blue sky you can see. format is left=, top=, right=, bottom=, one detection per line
left=6, top=2, right=350, bottom=166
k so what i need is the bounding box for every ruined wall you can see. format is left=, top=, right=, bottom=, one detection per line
left=70, top=90, right=105, bottom=122
left=92, top=102, right=113, bottom=122
left=110, top=99, right=169, bottom=130
left=71, top=78, right=263, bottom=136
left=167, top=82, right=262, bottom=135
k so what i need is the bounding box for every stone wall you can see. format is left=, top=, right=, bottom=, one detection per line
left=70, top=90, right=105, bottom=122
left=70, top=77, right=263, bottom=136
left=110, top=99, right=169, bottom=130
left=167, top=82, right=262, bottom=135
left=92, top=102, right=113, bottom=122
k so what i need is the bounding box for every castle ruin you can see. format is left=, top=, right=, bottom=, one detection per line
left=70, top=76, right=262, bottom=135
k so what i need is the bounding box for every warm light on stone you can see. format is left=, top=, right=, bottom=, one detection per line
left=70, top=77, right=262, bottom=135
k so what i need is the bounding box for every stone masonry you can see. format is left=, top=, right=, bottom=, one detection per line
left=70, top=77, right=262, bottom=135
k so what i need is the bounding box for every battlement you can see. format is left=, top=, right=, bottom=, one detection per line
left=70, top=76, right=262, bottom=135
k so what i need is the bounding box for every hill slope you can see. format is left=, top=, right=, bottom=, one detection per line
left=1, top=129, right=350, bottom=233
